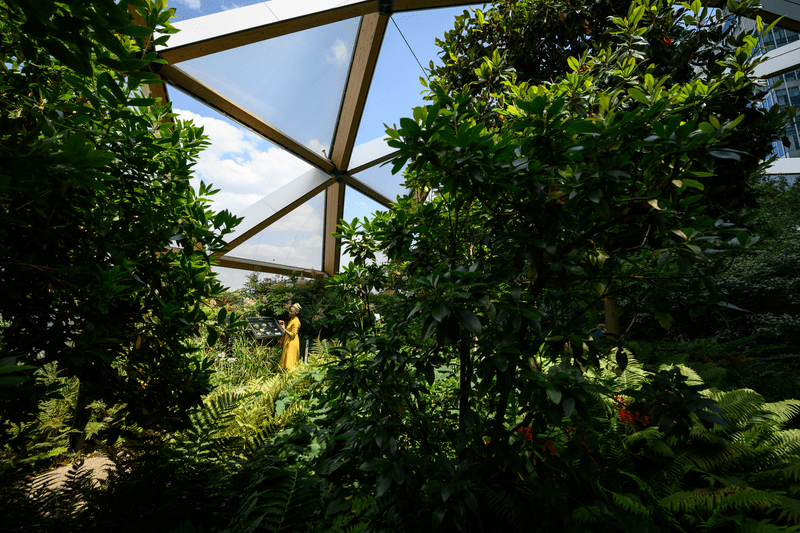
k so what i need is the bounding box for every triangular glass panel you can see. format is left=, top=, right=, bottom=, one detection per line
left=350, top=161, right=407, bottom=205
left=169, top=0, right=270, bottom=24
left=353, top=5, right=479, bottom=148
left=169, top=0, right=367, bottom=42
left=213, top=265, right=258, bottom=291
left=348, top=136, right=396, bottom=172
left=178, top=16, right=361, bottom=158
left=231, top=191, right=326, bottom=272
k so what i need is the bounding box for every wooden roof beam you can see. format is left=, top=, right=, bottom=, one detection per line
left=331, top=12, right=390, bottom=171
left=160, top=2, right=376, bottom=65
left=322, top=181, right=346, bottom=277
left=217, top=255, right=327, bottom=279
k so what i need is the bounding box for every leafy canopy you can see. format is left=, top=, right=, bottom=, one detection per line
left=0, top=0, right=241, bottom=449
left=315, top=0, right=796, bottom=530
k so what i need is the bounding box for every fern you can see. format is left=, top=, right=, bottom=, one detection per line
left=736, top=518, right=800, bottom=533
left=255, top=466, right=318, bottom=533
left=661, top=487, right=779, bottom=516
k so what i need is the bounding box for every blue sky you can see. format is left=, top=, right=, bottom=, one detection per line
left=162, top=1, right=477, bottom=288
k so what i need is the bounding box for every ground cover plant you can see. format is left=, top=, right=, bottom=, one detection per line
left=0, top=337, right=335, bottom=532
left=0, top=0, right=240, bottom=456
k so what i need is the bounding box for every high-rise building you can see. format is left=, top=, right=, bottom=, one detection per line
left=742, top=3, right=800, bottom=176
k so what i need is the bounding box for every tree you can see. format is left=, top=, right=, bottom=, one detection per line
left=314, top=0, right=794, bottom=530
left=0, top=0, right=240, bottom=453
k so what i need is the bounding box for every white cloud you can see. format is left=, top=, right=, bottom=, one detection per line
left=220, top=2, right=244, bottom=10
left=326, top=38, right=349, bottom=65
left=176, top=108, right=313, bottom=216
left=307, top=138, right=330, bottom=157
left=172, top=0, right=201, bottom=9
left=233, top=233, right=323, bottom=268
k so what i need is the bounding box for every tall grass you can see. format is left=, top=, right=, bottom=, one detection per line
left=206, top=332, right=307, bottom=387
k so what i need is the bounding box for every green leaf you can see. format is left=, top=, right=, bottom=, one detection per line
left=546, top=384, right=562, bottom=405
left=708, top=149, right=741, bottom=160
left=492, top=356, right=508, bottom=372
left=567, top=56, right=580, bottom=72
left=455, top=308, right=481, bottom=335
left=698, top=121, right=716, bottom=134
left=83, top=150, right=115, bottom=167
left=562, top=396, right=575, bottom=417
left=681, top=179, right=704, bottom=190
left=376, top=470, right=392, bottom=497
left=128, top=98, right=157, bottom=107
left=615, top=348, right=628, bottom=371
left=399, top=117, right=421, bottom=135
left=566, top=120, right=602, bottom=135
left=627, top=87, right=649, bottom=106
left=121, top=25, right=153, bottom=38
left=432, top=303, right=449, bottom=322
left=360, top=458, right=390, bottom=471
left=432, top=505, right=447, bottom=527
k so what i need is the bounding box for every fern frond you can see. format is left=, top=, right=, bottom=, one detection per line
left=761, top=430, right=800, bottom=459
left=776, top=494, right=800, bottom=525
left=571, top=505, right=602, bottom=524
left=661, top=487, right=779, bottom=516
left=763, top=400, right=800, bottom=425
left=712, top=389, right=766, bottom=428
left=736, top=517, right=800, bottom=533
left=661, top=364, right=704, bottom=387
left=256, top=466, right=319, bottom=533
left=480, top=487, right=530, bottom=532
left=682, top=442, right=755, bottom=471
left=752, top=461, right=800, bottom=487
left=611, top=491, right=651, bottom=518
left=689, top=362, right=727, bottom=385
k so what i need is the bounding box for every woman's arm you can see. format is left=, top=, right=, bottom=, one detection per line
left=283, top=318, right=300, bottom=340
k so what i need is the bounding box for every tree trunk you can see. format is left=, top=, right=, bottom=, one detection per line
left=69, top=381, right=92, bottom=453
left=604, top=293, right=620, bottom=337
left=458, top=333, right=474, bottom=434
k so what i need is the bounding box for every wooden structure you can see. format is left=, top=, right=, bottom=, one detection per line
left=141, top=0, right=800, bottom=279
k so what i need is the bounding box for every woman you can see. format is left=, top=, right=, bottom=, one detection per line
left=278, top=303, right=302, bottom=370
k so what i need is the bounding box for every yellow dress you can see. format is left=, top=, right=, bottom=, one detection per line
left=279, top=316, right=301, bottom=370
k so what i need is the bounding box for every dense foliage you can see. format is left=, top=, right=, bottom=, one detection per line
left=0, top=339, right=335, bottom=532
left=0, top=0, right=240, bottom=453
left=308, top=0, right=799, bottom=530
left=4, top=0, right=800, bottom=532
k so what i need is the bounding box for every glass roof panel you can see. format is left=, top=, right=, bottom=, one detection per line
left=170, top=89, right=314, bottom=218
left=354, top=5, right=479, bottom=147
left=348, top=136, right=396, bottom=171
left=170, top=89, right=323, bottom=286
left=350, top=160, right=407, bottom=204
left=232, top=192, right=325, bottom=271
left=178, top=16, right=361, bottom=158
left=168, top=0, right=366, bottom=26
left=214, top=265, right=257, bottom=292
left=169, top=2, right=277, bottom=44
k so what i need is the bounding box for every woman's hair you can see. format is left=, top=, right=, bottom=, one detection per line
left=291, top=303, right=302, bottom=313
